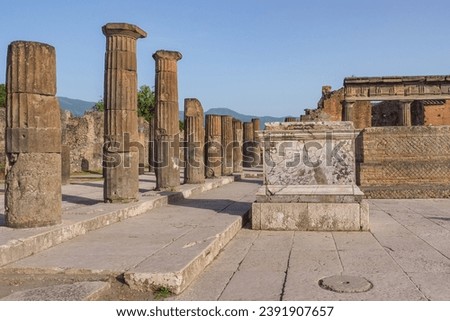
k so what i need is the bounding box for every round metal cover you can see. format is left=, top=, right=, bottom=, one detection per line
left=319, top=275, right=372, bottom=293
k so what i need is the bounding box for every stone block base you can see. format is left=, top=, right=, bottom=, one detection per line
left=251, top=201, right=369, bottom=231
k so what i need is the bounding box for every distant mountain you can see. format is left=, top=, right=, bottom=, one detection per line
left=58, top=97, right=291, bottom=128
left=58, top=97, right=96, bottom=116
left=179, top=107, right=288, bottom=129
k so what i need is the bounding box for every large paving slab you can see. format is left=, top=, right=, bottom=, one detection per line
left=175, top=199, right=450, bottom=301
left=1, top=180, right=261, bottom=295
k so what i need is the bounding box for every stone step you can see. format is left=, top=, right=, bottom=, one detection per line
left=0, top=176, right=234, bottom=268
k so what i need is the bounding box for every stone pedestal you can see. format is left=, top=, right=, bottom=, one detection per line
left=205, top=114, right=222, bottom=177
left=184, top=98, right=205, bottom=184
left=252, top=121, right=369, bottom=231
left=153, top=50, right=182, bottom=190
left=221, top=115, right=233, bottom=176
left=5, top=41, right=62, bottom=228
left=102, top=23, right=146, bottom=202
left=232, top=119, right=243, bottom=173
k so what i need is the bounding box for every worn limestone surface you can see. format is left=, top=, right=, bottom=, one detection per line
left=5, top=41, right=61, bottom=228
left=232, top=119, right=243, bottom=173
left=176, top=198, right=450, bottom=300
left=0, top=281, right=110, bottom=301
left=2, top=179, right=258, bottom=296
left=221, top=115, right=233, bottom=176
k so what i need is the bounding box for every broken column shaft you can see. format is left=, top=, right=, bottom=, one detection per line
left=184, top=98, right=205, bottom=184
left=5, top=41, right=62, bottom=228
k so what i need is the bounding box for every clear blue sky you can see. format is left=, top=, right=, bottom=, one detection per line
left=1, top=0, right=450, bottom=117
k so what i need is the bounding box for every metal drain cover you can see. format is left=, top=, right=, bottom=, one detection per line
left=319, top=275, right=372, bottom=293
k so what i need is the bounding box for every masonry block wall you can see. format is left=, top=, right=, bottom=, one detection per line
left=357, top=126, right=450, bottom=198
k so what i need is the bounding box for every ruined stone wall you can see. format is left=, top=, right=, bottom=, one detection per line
left=424, top=101, right=450, bottom=125
left=302, top=86, right=370, bottom=129
left=357, top=126, right=450, bottom=198
left=60, top=110, right=149, bottom=174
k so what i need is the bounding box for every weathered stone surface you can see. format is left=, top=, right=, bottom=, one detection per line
left=6, top=41, right=56, bottom=95
left=184, top=98, right=205, bottom=184
left=102, top=22, right=146, bottom=202
left=232, top=119, right=243, bottom=173
left=262, top=122, right=358, bottom=186
left=138, top=117, right=146, bottom=175
left=6, top=153, right=61, bottom=228
left=221, top=116, right=233, bottom=176
left=251, top=118, right=261, bottom=166
left=153, top=50, right=182, bottom=190
left=252, top=201, right=368, bottom=231
left=205, top=114, right=222, bottom=178
left=0, top=281, right=110, bottom=301
left=5, top=41, right=61, bottom=228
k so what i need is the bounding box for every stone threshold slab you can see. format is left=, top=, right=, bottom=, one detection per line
left=0, top=177, right=234, bottom=267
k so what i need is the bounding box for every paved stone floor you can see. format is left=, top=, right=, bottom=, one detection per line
left=175, top=199, right=450, bottom=301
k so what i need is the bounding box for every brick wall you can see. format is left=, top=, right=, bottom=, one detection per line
left=357, top=126, right=450, bottom=198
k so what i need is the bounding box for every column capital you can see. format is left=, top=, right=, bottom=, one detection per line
left=153, top=50, right=182, bottom=61
left=102, top=23, right=147, bottom=39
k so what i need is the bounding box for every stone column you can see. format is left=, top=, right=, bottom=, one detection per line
left=251, top=118, right=261, bottom=166
left=184, top=98, right=205, bottom=184
left=232, top=119, right=243, bottom=173
left=61, top=145, right=71, bottom=185
left=138, top=117, right=146, bottom=175
left=243, top=122, right=254, bottom=168
left=153, top=50, right=182, bottom=190
left=400, top=100, right=412, bottom=126
left=102, top=23, right=146, bottom=202
left=205, top=114, right=222, bottom=177
left=5, top=41, right=61, bottom=228
left=221, top=115, right=234, bottom=176
left=343, top=100, right=355, bottom=122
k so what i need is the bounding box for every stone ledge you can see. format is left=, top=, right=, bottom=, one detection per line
left=0, top=176, right=234, bottom=268
left=251, top=201, right=369, bottom=231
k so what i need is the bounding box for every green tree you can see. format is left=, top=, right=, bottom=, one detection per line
left=93, top=98, right=104, bottom=112
left=137, top=85, right=155, bottom=122
left=0, top=83, right=6, bottom=108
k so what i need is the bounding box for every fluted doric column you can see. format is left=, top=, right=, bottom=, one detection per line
left=251, top=118, right=261, bottom=166
left=243, top=122, right=254, bottom=168
left=205, top=114, right=222, bottom=177
left=5, top=41, right=61, bottom=228
left=102, top=23, right=146, bottom=202
left=184, top=98, right=205, bottom=184
left=232, top=118, right=243, bottom=173
left=153, top=50, right=182, bottom=190
left=221, top=115, right=234, bottom=176
left=343, top=100, right=355, bottom=122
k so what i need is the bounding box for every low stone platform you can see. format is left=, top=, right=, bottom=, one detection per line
left=0, top=176, right=260, bottom=296
left=0, top=173, right=234, bottom=268
left=252, top=185, right=369, bottom=231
